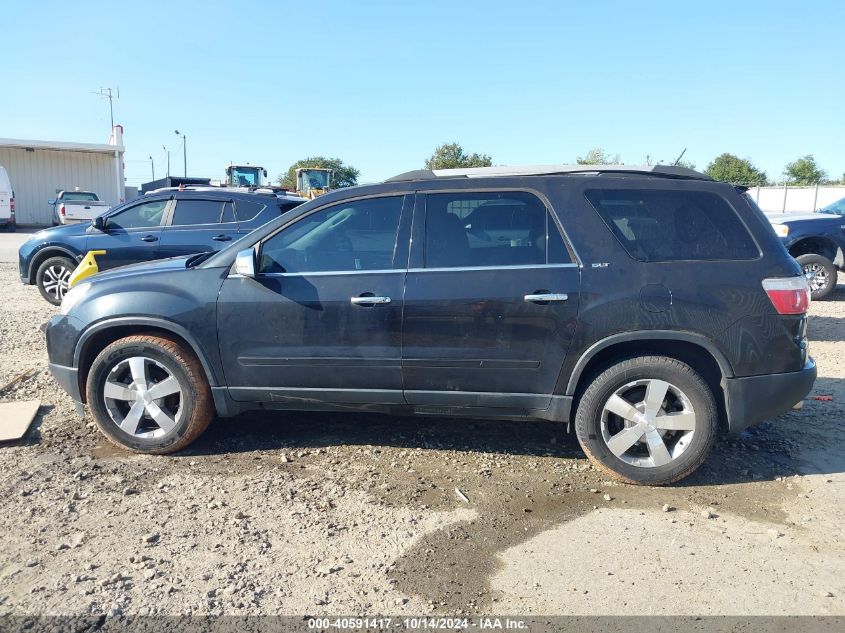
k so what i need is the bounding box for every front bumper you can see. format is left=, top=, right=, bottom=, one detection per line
left=48, top=362, right=85, bottom=416
left=724, top=358, right=817, bottom=432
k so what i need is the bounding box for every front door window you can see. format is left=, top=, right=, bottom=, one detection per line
left=106, top=199, right=168, bottom=230
left=259, top=196, right=405, bottom=273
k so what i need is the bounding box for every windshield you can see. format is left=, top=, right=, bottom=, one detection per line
left=62, top=192, right=98, bottom=201
left=818, top=196, right=845, bottom=216
left=230, top=167, right=262, bottom=187
left=301, top=169, right=330, bottom=189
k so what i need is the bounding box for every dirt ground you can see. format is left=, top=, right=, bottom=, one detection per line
left=0, top=262, right=842, bottom=617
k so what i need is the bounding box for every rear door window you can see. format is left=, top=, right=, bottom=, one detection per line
left=423, top=191, right=572, bottom=268
left=585, top=189, right=759, bottom=261
left=234, top=200, right=267, bottom=222
left=170, top=199, right=229, bottom=226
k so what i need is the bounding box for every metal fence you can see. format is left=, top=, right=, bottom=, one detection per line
left=746, top=185, right=845, bottom=214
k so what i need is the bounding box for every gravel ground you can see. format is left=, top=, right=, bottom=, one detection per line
left=0, top=262, right=842, bottom=616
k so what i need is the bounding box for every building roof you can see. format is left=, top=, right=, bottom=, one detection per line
left=386, top=164, right=711, bottom=182
left=0, top=137, right=124, bottom=154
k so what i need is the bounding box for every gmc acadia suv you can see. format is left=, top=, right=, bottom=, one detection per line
left=45, top=165, right=816, bottom=485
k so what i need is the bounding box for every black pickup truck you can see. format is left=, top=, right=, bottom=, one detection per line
left=768, top=196, right=845, bottom=299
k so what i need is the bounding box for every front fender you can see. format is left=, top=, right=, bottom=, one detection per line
left=73, top=316, right=221, bottom=386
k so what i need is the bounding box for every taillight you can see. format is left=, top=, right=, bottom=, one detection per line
left=762, top=276, right=810, bottom=315
left=9, top=197, right=13, bottom=215
left=60, top=204, right=66, bottom=217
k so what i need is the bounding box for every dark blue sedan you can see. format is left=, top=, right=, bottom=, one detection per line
left=19, top=189, right=303, bottom=304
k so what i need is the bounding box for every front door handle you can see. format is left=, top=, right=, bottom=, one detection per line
left=351, top=295, right=391, bottom=306
left=524, top=293, right=568, bottom=303
left=140, top=235, right=159, bottom=242
left=212, top=235, right=233, bottom=242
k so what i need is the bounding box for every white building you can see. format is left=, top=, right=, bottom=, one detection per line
left=0, top=126, right=125, bottom=225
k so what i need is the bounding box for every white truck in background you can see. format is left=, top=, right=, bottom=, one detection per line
left=48, top=190, right=111, bottom=225
left=0, top=166, right=15, bottom=231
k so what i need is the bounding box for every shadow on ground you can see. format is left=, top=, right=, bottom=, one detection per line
left=165, top=380, right=845, bottom=487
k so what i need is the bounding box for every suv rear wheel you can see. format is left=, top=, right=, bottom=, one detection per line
left=575, top=355, right=717, bottom=486
left=36, top=256, right=76, bottom=305
left=796, top=253, right=837, bottom=300
left=86, top=335, right=214, bottom=453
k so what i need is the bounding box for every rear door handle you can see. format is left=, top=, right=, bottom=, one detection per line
left=524, top=293, right=568, bottom=303
left=350, top=295, right=391, bottom=306
left=140, top=235, right=158, bottom=242
left=212, top=235, right=233, bottom=241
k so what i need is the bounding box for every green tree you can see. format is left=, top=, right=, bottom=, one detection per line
left=704, top=153, right=769, bottom=186
left=576, top=148, right=620, bottom=165
left=783, top=155, right=827, bottom=185
left=425, top=142, right=492, bottom=169
left=279, top=156, right=359, bottom=190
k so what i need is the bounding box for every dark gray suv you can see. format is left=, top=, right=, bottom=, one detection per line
left=45, top=165, right=816, bottom=485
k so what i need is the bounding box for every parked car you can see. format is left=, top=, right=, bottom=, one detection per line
left=45, top=165, right=815, bottom=485
left=0, top=166, right=16, bottom=231
left=49, top=190, right=111, bottom=226
left=768, top=195, right=845, bottom=299
left=20, top=189, right=303, bottom=305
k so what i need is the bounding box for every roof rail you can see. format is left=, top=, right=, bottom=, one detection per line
left=386, top=164, right=712, bottom=183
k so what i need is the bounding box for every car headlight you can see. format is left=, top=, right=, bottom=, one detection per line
left=772, top=223, right=789, bottom=237
left=60, top=282, right=91, bottom=315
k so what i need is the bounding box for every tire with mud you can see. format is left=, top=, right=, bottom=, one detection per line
left=574, top=355, right=718, bottom=486
left=86, top=334, right=214, bottom=454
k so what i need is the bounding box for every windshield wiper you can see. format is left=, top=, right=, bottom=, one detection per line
left=186, top=251, right=214, bottom=268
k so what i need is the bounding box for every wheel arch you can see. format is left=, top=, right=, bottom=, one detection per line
left=29, top=247, right=79, bottom=283
left=74, top=317, right=220, bottom=403
left=566, top=332, right=733, bottom=430
left=788, top=236, right=841, bottom=265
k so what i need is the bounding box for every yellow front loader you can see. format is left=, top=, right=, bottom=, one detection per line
left=295, top=167, right=333, bottom=199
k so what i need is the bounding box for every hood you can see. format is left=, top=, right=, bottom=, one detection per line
left=31, top=222, right=91, bottom=240
left=767, top=213, right=840, bottom=223
left=88, top=255, right=195, bottom=284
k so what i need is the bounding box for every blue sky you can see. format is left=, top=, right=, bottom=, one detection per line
left=3, top=0, right=843, bottom=187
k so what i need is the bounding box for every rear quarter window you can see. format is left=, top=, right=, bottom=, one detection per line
left=585, top=189, right=759, bottom=262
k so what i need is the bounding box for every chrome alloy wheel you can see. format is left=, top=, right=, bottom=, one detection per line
left=803, top=263, right=828, bottom=293
left=102, top=356, right=183, bottom=438
left=600, top=379, right=696, bottom=468
left=43, top=265, right=72, bottom=301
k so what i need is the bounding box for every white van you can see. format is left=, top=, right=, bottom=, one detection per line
left=0, top=166, right=15, bottom=231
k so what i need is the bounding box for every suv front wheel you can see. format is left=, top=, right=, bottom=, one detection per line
left=36, top=256, right=76, bottom=305
left=86, top=334, right=214, bottom=453
left=575, top=355, right=717, bottom=486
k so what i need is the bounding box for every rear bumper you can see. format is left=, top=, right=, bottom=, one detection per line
left=48, top=362, right=85, bottom=416
left=724, top=358, right=816, bottom=432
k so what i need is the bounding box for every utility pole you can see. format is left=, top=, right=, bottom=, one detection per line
left=149, top=156, right=155, bottom=181
left=93, top=87, right=119, bottom=130
left=174, top=130, right=186, bottom=177
left=162, top=146, right=170, bottom=178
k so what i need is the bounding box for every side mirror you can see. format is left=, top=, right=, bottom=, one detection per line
left=93, top=216, right=106, bottom=231
left=48, top=199, right=56, bottom=206
left=235, top=248, right=256, bottom=277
